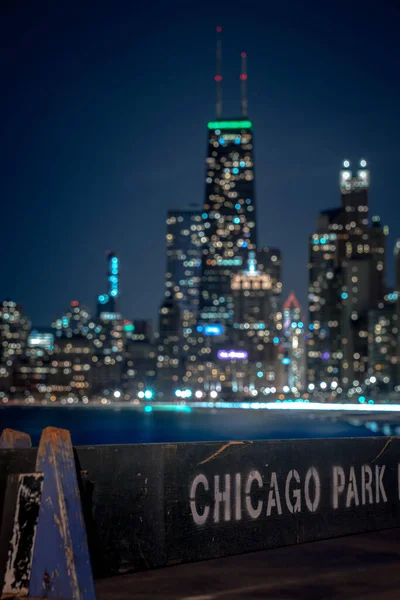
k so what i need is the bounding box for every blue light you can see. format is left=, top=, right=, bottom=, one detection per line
left=202, top=213, right=208, bottom=219
left=273, top=337, right=279, bottom=344
left=98, top=294, right=109, bottom=304
left=242, top=242, right=248, bottom=248
left=235, top=203, right=241, bottom=210
left=109, top=275, right=118, bottom=283
left=144, top=390, right=153, bottom=400
left=298, top=321, right=304, bottom=328
left=233, top=217, right=240, bottom=224
left=358, top=396, right=366, bottom=403
left=309, top=324, right=314, bottom=330
left=291, top=322, right=297, bottom=328
left=196, top=325, right=203, bottom=332
left=341, top=292, right=348, bottom=300
left=144, top=406, right=153, bottom=413
left=219, top=137, right=225, bottom=144
left=233, top=167, right=239, bottom=174
left=257, top=371, right=263, bottom=378
left=234, top=137, right=241, bottom=144
left=245, top=198, right=251, bottom=204
left=368, top=399, right=375, bottom=404
left=204, top=324, right=224, bottom=336
left=240, top=161, right=245, bottom=167
left=282, top=357, right=291, bottom=365
left=110, top=290, right=118, bottom=297
left=313, top=239, right=319, bottom=245
left=320, top=237, right=327, bottom=244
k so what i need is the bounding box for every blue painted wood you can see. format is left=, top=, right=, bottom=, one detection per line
left=0, top=429, right=31, bottom=449
left=28, top=427, right=96, bottom=600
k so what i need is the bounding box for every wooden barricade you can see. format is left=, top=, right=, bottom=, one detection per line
left=0, top=428, right=400, bottom=596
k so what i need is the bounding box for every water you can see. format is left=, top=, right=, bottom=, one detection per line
left=0, top=405, right=381, bottom=446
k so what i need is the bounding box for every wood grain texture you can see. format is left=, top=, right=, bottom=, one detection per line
left=28, top=428, right=95, bottom=600
left=0, top=430, right=31, bottom=450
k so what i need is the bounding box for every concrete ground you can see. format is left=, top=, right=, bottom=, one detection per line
left=96, top=529, right=400, bottom=599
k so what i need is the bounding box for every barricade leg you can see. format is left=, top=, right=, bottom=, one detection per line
left=0, top=427, right=96, bottom=600
left=0, top=429, right=31, bottom=449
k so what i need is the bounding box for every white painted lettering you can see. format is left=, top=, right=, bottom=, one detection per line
left=333, top=466, right=345, bottom=509
left=285, top=470, right=301, bottom=514
left=266, top=472, right=282, bottom=516
left=214, top=474, right=231, bottom=522
left=305, top=467, right=321, bottom=512
left=245, top=470, right=263, bottom=519
left=375, top=465, right=387, bottom=503
left=190, top=474, right=210, bottom=525
left=361, top=465, right=373, bottom=505
left=345, top=467, right=360, bottom=507
left=235, top=473, right=241, bottom=521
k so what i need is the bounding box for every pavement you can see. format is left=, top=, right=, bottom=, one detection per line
left=96, top=528, right=400, bottom=599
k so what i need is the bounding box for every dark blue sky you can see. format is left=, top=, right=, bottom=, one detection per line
left=1, top=0, right=399, bottom=326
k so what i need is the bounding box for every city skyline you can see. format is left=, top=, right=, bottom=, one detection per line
left=1, top=2, right=399, bottom=326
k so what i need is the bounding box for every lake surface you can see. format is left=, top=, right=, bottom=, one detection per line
left=0, top=405, right=382, bottom=446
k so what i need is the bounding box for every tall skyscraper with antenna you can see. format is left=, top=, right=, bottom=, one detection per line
left=199, top=27, right=257, bottom=328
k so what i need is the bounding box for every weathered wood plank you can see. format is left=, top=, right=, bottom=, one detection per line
left=28, top=427, right=95, bottom=600
left=0, top=473, right=43, bottom=597
left=0, top=430, right=31, bottom=450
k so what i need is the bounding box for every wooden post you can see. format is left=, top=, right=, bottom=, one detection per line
left=28, top=427, right=96, bottom=599
left=0, top=430, right=31, bottom=450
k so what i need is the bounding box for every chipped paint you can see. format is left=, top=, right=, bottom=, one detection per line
left=2, top=474, right=43, bottom=595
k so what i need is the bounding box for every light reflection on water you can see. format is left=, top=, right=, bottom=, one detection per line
left=0, top=405, right=391, bottom=446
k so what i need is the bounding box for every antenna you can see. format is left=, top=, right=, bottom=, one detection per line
left=240, top=52, right=248, bottom=117
left=215, top=26, right=223, bottom=118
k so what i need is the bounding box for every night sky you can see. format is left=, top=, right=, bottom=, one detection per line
left=1, top=0, right=399, bottom=327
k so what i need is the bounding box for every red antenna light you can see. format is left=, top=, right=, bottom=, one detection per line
left=240, top=51, right=248, bottom=117
left=71, top=300, right=79, bottom=307
left=215, top=26, right=223, bottom=118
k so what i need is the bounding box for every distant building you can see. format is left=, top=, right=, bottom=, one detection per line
left=368, top=294, right=398, bottom=391
left=199, top=118, right=257, bottom=329
left=282, top=292, right=306, bottom=393
left=307, top=160, right=388, bottom=392
left=123, top=319, right=156, bottom=396
left=97, top=251, right=120, bottom=317
left=0, top=300, right=30, bottom=362
left=164, top=207, right=203, bottom=346
left=230, top=252, right=282, bottom=393
left=157, top=296, right=182, bottom=394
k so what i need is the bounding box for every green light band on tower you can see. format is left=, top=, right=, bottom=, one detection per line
left=207, top=120, right=252, bottom=130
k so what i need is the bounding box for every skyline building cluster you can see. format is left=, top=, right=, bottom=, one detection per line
left=1, top=31, right=399, bottom=404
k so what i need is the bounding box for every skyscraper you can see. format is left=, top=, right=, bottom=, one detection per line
left=199, top=35, right=256, bottom=329
left=307, top=160, right=388, bottom=392
left=164, top=207, right=203, bottom=340
left=97, top=251, right=120, bottom=318
left=0, top=300, right=30, bottom=362
left=282, top=292, right=306, bottom=393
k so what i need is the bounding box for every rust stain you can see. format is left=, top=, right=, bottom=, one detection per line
left=198, top=441, right=247, bottom=465
left=371, top=437, right=393, bottom=464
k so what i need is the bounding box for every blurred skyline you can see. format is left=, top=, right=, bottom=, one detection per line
left=1, top=0, right=399, bottom=325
